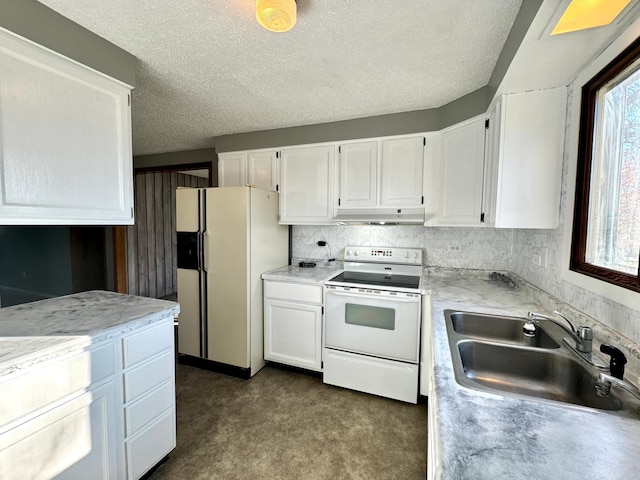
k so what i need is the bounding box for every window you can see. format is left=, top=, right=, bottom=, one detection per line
left=571, top=37, right=640, bottom=293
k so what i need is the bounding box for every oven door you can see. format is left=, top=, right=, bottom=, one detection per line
left=324, top=287, right=421, bottom=363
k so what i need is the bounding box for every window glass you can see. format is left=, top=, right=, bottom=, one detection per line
left=571, top=37, right=640, bottom=293
left=586, top=60, right=640, bottom=275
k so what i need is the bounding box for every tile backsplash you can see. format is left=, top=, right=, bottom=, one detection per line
left=292, top=225, right=514, bottom=271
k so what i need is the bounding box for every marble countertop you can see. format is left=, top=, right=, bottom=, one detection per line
left=0, top=290, right=179, bottom=377
left=424, top=273, right=640, bottom=480
left=262, top=265, right=341, bottom=285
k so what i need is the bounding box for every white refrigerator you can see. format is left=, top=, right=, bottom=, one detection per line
left=176, top=186, right=288, bottom=377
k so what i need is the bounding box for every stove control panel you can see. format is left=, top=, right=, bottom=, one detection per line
left=344, top=246, right=423, bottom=265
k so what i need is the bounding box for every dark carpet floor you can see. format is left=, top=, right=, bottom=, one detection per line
left=149, top=363, right=428, bottom=479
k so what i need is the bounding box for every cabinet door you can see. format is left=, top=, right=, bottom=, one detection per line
left=337, top=141, right=377, bottom=207
left=264, top=298, right=322, bottom=371
left=247, top=149, right=278, bottom=191
left=218, top=152, right=246, bottom=187
left=379, top=136, right=425, bottom=207
left=0, top=383, right=118, bottom=480
left=438, top=117, right=486, bottom=225
left=0, top=29, right=133, bottom=225
left=492, top=87, right=567, bottom=228
left=279, top=145, right=335, bottom=224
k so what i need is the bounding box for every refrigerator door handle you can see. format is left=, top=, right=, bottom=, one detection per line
left=197, top=231, right=203, bottom=272
left=202, top=230, right=209, bottom=272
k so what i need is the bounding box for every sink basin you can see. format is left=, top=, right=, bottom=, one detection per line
left=447, top=310, right=560, bottom=349
left=444, top=310, right=640, bottom=417
left=456, top=340, right=623, bottom=411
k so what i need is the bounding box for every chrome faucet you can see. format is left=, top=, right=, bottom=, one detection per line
left=524, top=311, right=593, bottom=353
left=596, top=373, right=640, bottom=401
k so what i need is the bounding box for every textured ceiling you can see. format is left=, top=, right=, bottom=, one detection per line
left=38, top=0, right=522, bottom=155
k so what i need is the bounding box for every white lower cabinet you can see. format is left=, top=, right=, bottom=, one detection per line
left=0, top=382, right=118, bottom=480
left=427, top=393, right=438, bottom=480
left=0, top=317, right=176, bottom=480
left=121, top=320, right=176, bottom=480
left=126, top=410, right=175, bottom=480
left=419, top=294, right=432, bottom=396
left=0, top=342, right=118, bottom=480
left=264, top=281, right=323, bottom=371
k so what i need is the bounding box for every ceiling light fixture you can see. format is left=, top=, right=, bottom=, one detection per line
left=551, top=0, right=633, bottom=35
left=256, top=0, right=297, bottom=33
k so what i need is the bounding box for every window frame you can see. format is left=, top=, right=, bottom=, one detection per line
left=570, top=35, right=640, bottom=293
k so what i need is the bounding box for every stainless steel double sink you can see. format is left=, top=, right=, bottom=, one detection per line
left=445, top=310, right=640, bottom=418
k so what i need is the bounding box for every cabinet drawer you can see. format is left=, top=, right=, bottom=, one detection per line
left=125, top=409, right=175, bottom=480
left=122, top=320, right=173, bottom=368
left=265, top=281, right=323, bottom=304
left=123, top=351, right=173, bottom=403
left=124, top=380, right=174, bottom=437
left=0, top=351, right=91, bottom=429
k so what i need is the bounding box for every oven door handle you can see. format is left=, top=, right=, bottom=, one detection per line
left=325, top=290, right=420, bottom=303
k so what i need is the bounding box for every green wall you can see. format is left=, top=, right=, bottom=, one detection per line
left=0, top=0, right=136, bottom=86
left=0, top=226, right=73, bottom=306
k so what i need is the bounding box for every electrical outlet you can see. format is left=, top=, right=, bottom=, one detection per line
left=533, top=248, right=548, bottom=268
left=448, top=244, right=462, bottom=253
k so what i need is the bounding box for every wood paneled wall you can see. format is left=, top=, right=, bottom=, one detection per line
left=127, top=172, right=207, bottom=297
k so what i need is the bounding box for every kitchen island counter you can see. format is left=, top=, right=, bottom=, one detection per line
left=0, top=290, right=179, bottom=377
left=424, top=271, right=640, bottom=480
left=0, top=290, right=180, bottom=479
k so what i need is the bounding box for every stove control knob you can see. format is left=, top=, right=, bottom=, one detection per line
left=347, top=249, right=353, bottom=256
left=353, top=250, right=359, bottom=256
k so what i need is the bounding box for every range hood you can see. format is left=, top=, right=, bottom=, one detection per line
left=333, top=207, right=425, bottom=225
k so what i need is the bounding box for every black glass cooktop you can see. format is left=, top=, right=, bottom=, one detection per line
left=328, top=271, right=420, bottom=289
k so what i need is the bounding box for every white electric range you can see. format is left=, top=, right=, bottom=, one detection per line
left=323, top=246, right=423, bottom=403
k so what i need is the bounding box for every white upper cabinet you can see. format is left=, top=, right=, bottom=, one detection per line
left=425, top=116, right=487, bottom=226
left=488, top=87, right=567, bottom=229
left=425, top=88, right=567, bottom=229
left=279, top=144, right=335, bottom=224
left=334, top=135, right=425, bottom=223
left=337, top=141, right=378, bottom=208
left=247, top=149, right=278, bottom=191
left=218, top=149, right=277, bottom=191
left=0, top=28, right=134, bottom=225
left=218, top=152, right=246, bottom=187
left=379, top=136, right=425, bottom=207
